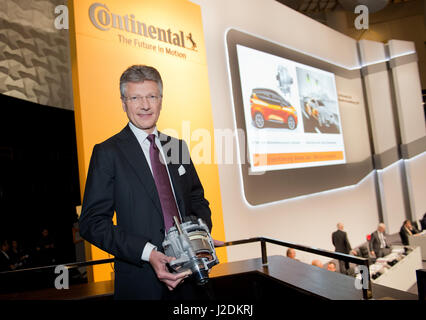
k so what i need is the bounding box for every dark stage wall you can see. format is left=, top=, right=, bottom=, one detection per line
left=0, top=93, right=81, bottom=264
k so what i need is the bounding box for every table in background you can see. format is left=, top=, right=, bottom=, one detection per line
left=409, top=231, right=426, bottom=261
left=371, top=246, right=422, bottom=292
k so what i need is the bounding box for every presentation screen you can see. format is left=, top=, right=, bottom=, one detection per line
left=226, top=28, right=372, bottom=205
left=236, top=44, right=346, bottom=172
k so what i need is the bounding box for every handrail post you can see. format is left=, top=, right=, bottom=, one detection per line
left=261, top=239, right=268, bottom=266
left=362, top=260, right=373, bottom=300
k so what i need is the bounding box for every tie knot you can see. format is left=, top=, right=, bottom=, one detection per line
left=147, top=134, right=159, bottom=151
left=147, top=134, right=156, bottom=144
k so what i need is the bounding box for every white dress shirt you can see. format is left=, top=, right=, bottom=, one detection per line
left=378, top=232, right=386, bottom=248
left=128, top=122, right=182, bottom=262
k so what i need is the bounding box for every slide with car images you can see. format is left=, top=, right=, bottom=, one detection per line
left=236, top=44, right=346, bottom=172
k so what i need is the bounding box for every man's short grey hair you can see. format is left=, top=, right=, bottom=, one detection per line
left=120, top=65, right=163, bottom=98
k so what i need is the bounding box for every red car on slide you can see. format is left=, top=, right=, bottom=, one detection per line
left=250, top=88, right=298, bottom=130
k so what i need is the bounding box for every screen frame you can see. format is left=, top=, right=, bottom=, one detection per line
left=225, top=28, right=373, bottom=206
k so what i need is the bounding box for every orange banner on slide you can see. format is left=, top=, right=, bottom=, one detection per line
left=253, top=151, right=344, bottom=167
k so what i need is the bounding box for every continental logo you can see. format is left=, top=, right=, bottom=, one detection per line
left=89, top=2, right=197, bottom=51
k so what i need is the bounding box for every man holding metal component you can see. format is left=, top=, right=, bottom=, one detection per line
left=79, top=65, right=222, bottom=300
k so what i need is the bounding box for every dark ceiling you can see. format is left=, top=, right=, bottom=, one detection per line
left=275, top=0, right=414, bottom=14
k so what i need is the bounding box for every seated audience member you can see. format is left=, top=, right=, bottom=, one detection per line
left=35, top=228, right=57, bottom=266
left=0, top=239, right=16, bottom=272
left=286, top=248, right=299, bottom=261
left=356, top=245, right=375, bottom=262
left=411, top=220, right=421, bottom=233
left=370, top=223, right=392, bottom=258
left=399, top=220, right=420, bottom=245
left=356, top=245, right=369, bottom=258
left=349, top=246, right=375, bottom=274
left=9, top=239, right=30, bottom=269
left=311, top=260, right=323, bottom=268
left=421, top=213, right=426, bottom=231
left=326, top=262, right=336, bottom=272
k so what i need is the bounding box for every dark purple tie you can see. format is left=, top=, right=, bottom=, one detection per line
left=147, top=134, right=180, bottom=231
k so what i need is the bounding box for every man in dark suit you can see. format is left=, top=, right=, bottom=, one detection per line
left=0, top=240, right=15, bottom=272
left=79, top=65, right=217, bottom=299
left=332, top=223, right=356, bottom=275
left=370, top=223, right=392, bottom=258
left=420, top=213, right=426, bottom=231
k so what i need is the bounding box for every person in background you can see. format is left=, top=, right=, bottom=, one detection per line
left=286, top=248, right=299, bottom=261
left=326, top=262, right=336, bottom=272
left=311, top=260, right=323, bottom=268
left=370, top=223, right=392, bottom=258
left=35, top=228, right=56, bottom=266
left=0, top=239, right=15, bottom=271
left=332, top=222, right=357, bottom=275
left=420, top=213, right=426, bottom=231
left=9, top=239, right=29, bottom=269
left=399, top=220, right=420, bottom=245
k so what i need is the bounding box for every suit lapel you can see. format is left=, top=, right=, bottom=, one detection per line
left=116, top=125, right=163, bottom=220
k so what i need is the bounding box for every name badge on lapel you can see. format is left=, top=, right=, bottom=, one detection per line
left=178, top=165, right=186, bottom=176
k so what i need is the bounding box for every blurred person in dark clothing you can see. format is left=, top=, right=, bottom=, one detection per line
left=399, top=220, right=420, bottom=245
left=9, top=240, right=30, bottom=269
left=332, top=223, right=357, bottom=274
left=35, top=228, right=56, bottom=265
left=420, top=213, right=426, bottom=231
left=0, top=239, right=15, bottom=272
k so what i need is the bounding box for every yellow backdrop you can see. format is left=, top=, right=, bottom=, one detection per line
left=69, top=0, right=226, bottom=282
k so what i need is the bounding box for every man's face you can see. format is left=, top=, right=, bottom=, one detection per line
left=121, top=81, right=162, bottom=134
left=2, top=242, right=9, bottom=251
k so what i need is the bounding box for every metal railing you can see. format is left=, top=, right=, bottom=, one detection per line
left=222, top=236, right=372, bottom=299
left=0, top=236, right=372, bottom=299
left=0, top=258, right=113, bottom=275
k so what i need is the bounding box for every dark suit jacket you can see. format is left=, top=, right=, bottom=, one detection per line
left=399, top=226, right=410, bottom=245
left=421, top=215, right=426, bottom=231
left=370, top=231, right=390, bottom=258
left=331, top=229, right=351, bottom=254
left=399, top=225, right=419, bottom=245
left=0, top=251, right=12, bottom=272
left=79, top=125, right=212, bottom=299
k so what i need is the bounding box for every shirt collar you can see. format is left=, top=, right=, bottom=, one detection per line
left=128, top=122, right=158, bottom=142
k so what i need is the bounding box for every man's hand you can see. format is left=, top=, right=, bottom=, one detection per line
left=149, top=249, right=191, bottom=291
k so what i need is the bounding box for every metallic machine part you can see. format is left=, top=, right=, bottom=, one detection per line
left=162, top=217, right=219, bottom=285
